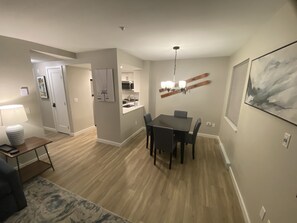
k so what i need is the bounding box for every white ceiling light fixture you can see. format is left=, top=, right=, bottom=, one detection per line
left=161, top=46, right=187, bottom=93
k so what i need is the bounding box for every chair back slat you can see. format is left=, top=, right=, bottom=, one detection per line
left=174, top=110, right=187, bottom=118
left=153, top=126, right=174, bottom=153
left=144, top=113, right=152, bottom=131
left=192, top=118, right=202, bottom=143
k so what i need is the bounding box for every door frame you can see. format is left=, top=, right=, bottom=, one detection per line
left=46, top=66, right=71, bottom=134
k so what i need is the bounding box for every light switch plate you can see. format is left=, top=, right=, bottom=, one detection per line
left=20, top=87, right=29, bottom=96
left=260, top=206, right=266, bottom=221
left=282, top=132, right=291, bottom=148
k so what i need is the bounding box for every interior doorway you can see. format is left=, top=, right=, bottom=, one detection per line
left=47, top=66, right=71, bottom=134
left=64, top=64, right=95, bottom=134
left=30, top=50, right=95, bottom=135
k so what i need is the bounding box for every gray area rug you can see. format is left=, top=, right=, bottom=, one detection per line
left=5, top=177, right=131, bottom=223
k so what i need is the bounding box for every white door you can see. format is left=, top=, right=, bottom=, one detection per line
left=47, top=66, right=70, bottom=134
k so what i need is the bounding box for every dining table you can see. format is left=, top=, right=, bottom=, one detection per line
left=147, top=114, right=193, bottom=164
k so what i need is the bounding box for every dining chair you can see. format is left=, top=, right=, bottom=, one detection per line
left=186, top=118, right=202, bottom=159
left=153, top=126, right=177, bottom=169
left=174, top=110, right=188, bottom=118
left=143, top=113, right=152, bottom=149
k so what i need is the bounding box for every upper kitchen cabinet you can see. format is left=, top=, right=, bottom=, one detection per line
left=121, top=72, right=134, bottom=81
left=93, top=68, right=115, bottom=102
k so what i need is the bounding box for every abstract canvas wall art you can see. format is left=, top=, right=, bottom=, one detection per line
left=37, top=76, right=49, bottom=99
left=245, top=41, right=297, bottom=126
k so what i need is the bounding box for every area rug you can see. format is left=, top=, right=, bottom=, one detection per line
left=5, top=177, right=131, bottom=223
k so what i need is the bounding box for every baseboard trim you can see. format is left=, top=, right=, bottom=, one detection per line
left=97, top=138, right=121, bottom=147
left=198, top=132, right=218, bottom=139
left=97, top=127, right=145, bottom=147
left=43, top=127, right=57, bottom=132
left=217, top=136, right=231, bottom=168
left=229, top=167, right=251, bottom=223
left=120, top=127, right=145, bottom=147
left=70, top=126, right=96, bottom=137
left=218, top=137, right=250, bottom=223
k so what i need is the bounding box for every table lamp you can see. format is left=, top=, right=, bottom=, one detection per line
left=0, top=104, right=28, bottom=146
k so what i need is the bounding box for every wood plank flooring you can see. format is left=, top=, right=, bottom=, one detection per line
left=42, top=129, right=245, bottom=223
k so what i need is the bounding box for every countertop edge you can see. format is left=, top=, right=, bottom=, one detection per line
left=122, top=105, right=144, bottom=114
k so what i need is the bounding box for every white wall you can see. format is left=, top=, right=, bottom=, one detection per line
left=117, top=49, right=149, bottom=142
left=0, top=35, right=75, bottom=163
left=33, top=67, right=55, bottom=129
left=65, top=66, right=94, bottom=133
left=34, top=48, right=148, bottom=145
left=0, top=38, right=39, bottom=139
left=150, top=57, right=229, bottom=135
left=141, top=61, right=151, bottom=113
left=219, top=1, right=297, bottom=223
left=34, top=49, right=122, bottom=143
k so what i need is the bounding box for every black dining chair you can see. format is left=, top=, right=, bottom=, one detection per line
left=153, top=126, right=177, bottom=169
left=186, top=118, right=202, bottom=159
left=143, top=113, right=152, bottom=149
left=174, top=110, right=188, bottom=118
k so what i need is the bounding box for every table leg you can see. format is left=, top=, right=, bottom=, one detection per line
left=181, top=143, right=185, bottom=164
left=34, top=149, right=40, bottom=160
left=181, top=132, right=186, bottom=164
left=150, top=128, right=154, bottom=156
left=173, top=145, right=177, bottom=157
left=44, top=145, right=55, bottom=171
left=16, top=156, right=22, bottom=182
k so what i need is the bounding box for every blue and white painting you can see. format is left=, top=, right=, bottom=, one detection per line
left=245, top=41, right=297, bottom=125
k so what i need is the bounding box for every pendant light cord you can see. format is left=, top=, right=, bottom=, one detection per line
left=173, top=48, right=177, bottom=82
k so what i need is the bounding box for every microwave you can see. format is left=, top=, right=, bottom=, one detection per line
left=122, top=81, right=134, bottom=90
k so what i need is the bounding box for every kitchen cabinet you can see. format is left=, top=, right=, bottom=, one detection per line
left=122, top=72, right=134, bottom=81
left=93, top=68, right=115, bottom=102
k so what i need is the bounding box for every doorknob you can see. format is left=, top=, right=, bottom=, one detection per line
left=52, top=103, right=56, bottom=107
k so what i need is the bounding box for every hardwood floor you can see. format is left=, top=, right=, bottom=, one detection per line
left=42, top=129, right=245, bottom=223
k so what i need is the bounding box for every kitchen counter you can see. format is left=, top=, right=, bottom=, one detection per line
left=122, top=104, right=144, bottom=114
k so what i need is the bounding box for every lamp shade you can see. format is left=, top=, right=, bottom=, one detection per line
left=0, top=104, right=28, bottom=126
left=179, top=80, right=187, bottom=89
left=166, top=81, right=175, bottom=89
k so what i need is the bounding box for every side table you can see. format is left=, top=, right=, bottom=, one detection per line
left=0, top=137, right=55, bottom=183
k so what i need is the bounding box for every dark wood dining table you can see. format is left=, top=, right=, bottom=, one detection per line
left=147, top=114, right=193, bottom=164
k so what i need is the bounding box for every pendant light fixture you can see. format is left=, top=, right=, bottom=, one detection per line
left=161, top=46, right=187, bottom=93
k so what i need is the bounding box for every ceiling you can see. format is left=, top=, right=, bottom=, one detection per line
left=0, top=0, right=287, bottom=60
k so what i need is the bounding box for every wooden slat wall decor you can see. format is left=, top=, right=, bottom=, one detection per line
left=160, top=73, right=211, bottom=98
left=159, top=73, right=209, bottom=93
